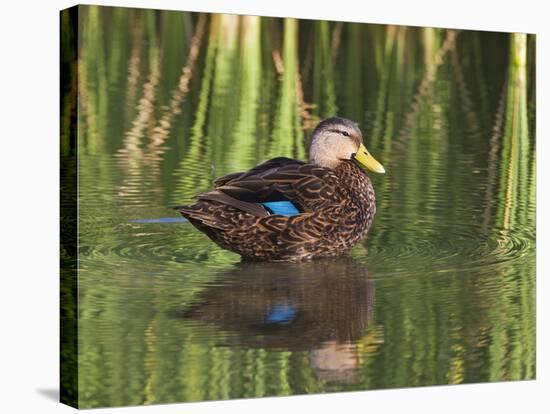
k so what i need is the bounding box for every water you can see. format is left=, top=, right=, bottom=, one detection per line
left=61, top=6, right=536, bottom=408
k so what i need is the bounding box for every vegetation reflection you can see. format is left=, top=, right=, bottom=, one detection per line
left=62, top=5, right=536, bottom=408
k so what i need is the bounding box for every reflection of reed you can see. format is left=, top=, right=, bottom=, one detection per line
left=301, top=26, right=314, bottom=87
left=114, top=13, right=162, bottom=203
left=269, top=18, right=305, bottom=159
left=148, top=14, right=207, bottom=151
left=369, top=24, right=399, bottom=151
left=394, top=30, right=459, bottom=152
left=482, top=84, right=506, bottom=233
left=125, top=16, right=143, bottom=122
left=228, top=16, right=262, bottom=170
left=116, top=14, right=207, bottom=206
left=118, top=40, right=160, bottom=158
left=312, top=20, right=337, bottom=119
left=488, top=37, right=534, bottom=379
left=208, top=14, right=241, bottom=170
left=171, top=18, right=218, bottom=205
left=330, top=21, right=344, bottom=64
left=296, top=72, right=315, bottom=132
left=501, top=33, right=529, bottom=231
left=341, top=23, right=365, bottom=125
left=272, top=49, right=284, bottom=76
left=80, top=5, right=110, bottom=154
left=60, top=9, right=78, bottom=156
left=78, top=58, right=98, bottom=150
left=451, top=45, right=483, bottom=142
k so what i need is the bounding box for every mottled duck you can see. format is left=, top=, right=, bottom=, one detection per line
left=173, top=117, right=385, bottom=261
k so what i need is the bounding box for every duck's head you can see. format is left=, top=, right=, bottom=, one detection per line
left=308, top=117, right=385, bottom=173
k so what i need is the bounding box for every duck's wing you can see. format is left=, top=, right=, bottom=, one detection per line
left=212, top=157, right=341, bottom=211
left=213, top=157, right=305, bottom=187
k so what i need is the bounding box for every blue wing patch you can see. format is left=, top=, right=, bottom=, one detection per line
left=260, top=201, right=300, bottom=216
left=265, top=303, right=297, bottom=324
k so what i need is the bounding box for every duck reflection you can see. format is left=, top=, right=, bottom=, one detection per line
left=176, top=256, right=375, bottom=384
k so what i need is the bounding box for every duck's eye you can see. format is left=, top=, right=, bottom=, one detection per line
left=328, top=128, right=351, bottom=137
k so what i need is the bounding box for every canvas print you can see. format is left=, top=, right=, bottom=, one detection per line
left=60, top=4, right=536, bottom=409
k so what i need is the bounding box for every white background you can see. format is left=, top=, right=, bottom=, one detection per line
left=0, top=0, right=546, bottom=412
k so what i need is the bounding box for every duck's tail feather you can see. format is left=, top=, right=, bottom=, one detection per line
left=172, top=190, right=272, bottom=231
left=173, top=190, right=269, bottom=217
left=197, top=190, right=270, bottom=218
left=172, top=204, right=226, bottom=230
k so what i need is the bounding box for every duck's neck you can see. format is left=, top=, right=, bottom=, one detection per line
left=335, top=161, right=376, bottom=235
left=334, top=161, right=373, bottom=195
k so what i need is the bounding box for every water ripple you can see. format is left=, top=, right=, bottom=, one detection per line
left=367, top=220, right=533, bottom=277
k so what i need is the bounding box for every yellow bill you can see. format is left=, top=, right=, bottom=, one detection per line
left=353, top=143, right=386, bottom=173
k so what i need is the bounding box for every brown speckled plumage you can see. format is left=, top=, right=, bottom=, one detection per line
left=173, top=117, right=382, bottom=262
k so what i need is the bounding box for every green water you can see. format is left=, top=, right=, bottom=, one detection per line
left=60, top=6, right=536, bottom=408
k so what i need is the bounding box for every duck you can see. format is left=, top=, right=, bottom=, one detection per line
left=173, top=117, right=385, bottom=262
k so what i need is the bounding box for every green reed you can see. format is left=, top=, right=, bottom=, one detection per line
left=229, top=16, right=262, bottom=170
left=269, top=18, right=305, bottom=160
